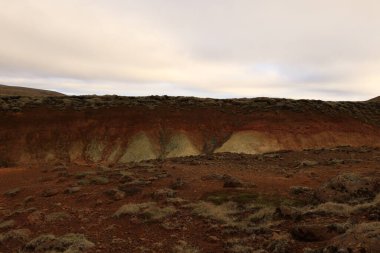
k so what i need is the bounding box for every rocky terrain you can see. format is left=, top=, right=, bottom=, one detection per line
left=0, top=85, right=64, bottom=97
left=1, top=147, right=379, bottom=253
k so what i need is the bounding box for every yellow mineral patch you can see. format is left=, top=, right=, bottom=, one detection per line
left=85, top=140, right=106, bottom=163
left=69, top=141, right=85, bottom=162
left=118, top=132, right=158, bottom=163
left=106, top=140, right=124, bottom=164
left=164, top=132, right=200, bottom=158
left=215, top=131, right=282, bottom=154
left=44, top=152, right=56, bottom=163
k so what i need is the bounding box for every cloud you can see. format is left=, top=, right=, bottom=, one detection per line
left=0, top=0, right=379, bottom=100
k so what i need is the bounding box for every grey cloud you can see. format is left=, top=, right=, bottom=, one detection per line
left=0, top=0, right=379, bottom=100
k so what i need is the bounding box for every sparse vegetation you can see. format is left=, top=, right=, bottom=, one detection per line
left=1, top=146, right=380, bottom=252
left=21, top=233, right=95, bottom=252
left=172, top=240, right=199, bottom=253
left=113, top=202, right=176, bottom=221
left=0, top=229, right=31, bottom=244
left=248, top=207, right=275, bottom=223
left=302, top=193, right=380, bottom=217
left=0, top=219, right=15, bottom=229
left=187, top=201, right=237, bottom=224
left=224, top=238, right=256, bottom=253
left=45, top=212, right=71, bottom=222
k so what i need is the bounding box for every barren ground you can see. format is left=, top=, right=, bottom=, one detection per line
left=1, top=146, right=379, bottom=253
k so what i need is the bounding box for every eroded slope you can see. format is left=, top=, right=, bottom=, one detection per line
left=0, top=96, right=379, bottom=166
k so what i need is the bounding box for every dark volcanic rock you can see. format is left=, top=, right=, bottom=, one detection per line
left=41, top=189, right=59, bottom=197
left=275, top=206, right=301, bottom=221
left=291, top=224, right=340, bottom=242
left=223, top=176, right=243, bottom=188
left=315, top=173, right=379, bottom=203
left=310, top=222, right=380, bottom=253
left=104, top=188, right=125, bottom=201
left=117, top=185, right=142, bottom=196
left=331, top=222, right=380, bottom=253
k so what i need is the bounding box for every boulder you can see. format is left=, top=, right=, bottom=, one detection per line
left=291, top=224, right=340, bottom=242
left=315, top=173, right=379, bottom=203
left=223, top=176, right=243, bottom=188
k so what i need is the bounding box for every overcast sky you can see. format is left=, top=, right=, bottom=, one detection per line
left=0, top=0, right=379, bottom=100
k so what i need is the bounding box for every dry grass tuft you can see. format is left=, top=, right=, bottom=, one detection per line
left=302, top=193, right=380, bottom=216
left=187, top=201, right=237, bottom=224
left=172, top=240, right=199, bottom=253
left=113, top=202, right=176, bottom=221
left=248, top=207, right=275, bottom=223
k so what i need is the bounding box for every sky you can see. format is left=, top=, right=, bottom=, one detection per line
left=0, top=0, right=379, bottom=100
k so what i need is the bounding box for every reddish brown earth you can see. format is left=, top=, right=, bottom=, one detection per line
left=1, top=147, right=380, bottom=253
left=0, top=95, right=379, bottom=253
left=0, top=96, right=379, bottom=166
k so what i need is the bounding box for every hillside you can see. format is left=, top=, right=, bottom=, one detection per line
left=0, top=95, right=379, bottom=166
left=369, top=96, right=380, bottom=102
left=1, top=95, right=380, bottom=253
left=0, top=84, right=64, bottom=97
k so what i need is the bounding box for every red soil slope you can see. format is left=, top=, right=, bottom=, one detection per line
left=0, top=96, right=379, bottom=166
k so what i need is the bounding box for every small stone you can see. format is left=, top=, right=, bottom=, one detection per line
left=223, top=176, right=243, bottom=188
left=290, top=186, right=313, bottom=195
left=23, top=196, right=35, bottom=204
left=104, top=189, right=125, bottom=201
left=207, top=235, right=219, bottom=243
left=111, top=238, right=126, bottom=244
left=299, top=160, right=319, bottom=167
left=118, top=186, right=142, bottom=196
left=41, top=189, right=59, bottom=197
left=4, top=188, right=22, bottom=197
left=275, top=206, right=301, bottom=221
left=291, top=224, right=339, bottom=242
left=64, top=186, right=81, bottom=194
